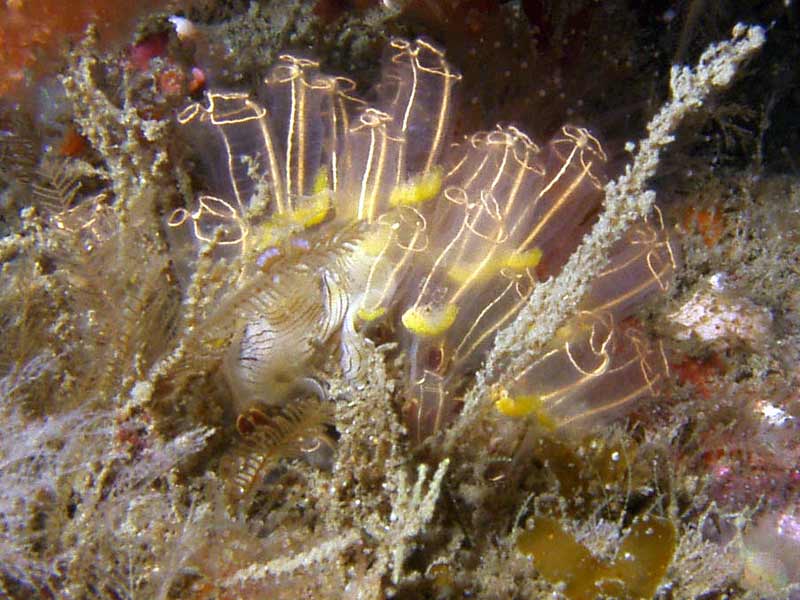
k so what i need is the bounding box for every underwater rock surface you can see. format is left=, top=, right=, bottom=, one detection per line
left=0, top=2, right=797, bottom=598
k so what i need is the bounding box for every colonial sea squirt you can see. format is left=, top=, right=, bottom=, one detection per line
left=167, top=38, right=677, bottom=493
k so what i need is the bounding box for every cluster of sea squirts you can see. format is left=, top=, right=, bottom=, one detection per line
left=167, top=38, right=678, bottom=506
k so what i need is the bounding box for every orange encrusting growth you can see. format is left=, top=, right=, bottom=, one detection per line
left=682, top=205, right=725, bottom=247
left=0, top=0, right=168, bottom=98
left=58, top=125, right=89, bottom=157
left=671, top=352, right=725, bottom=399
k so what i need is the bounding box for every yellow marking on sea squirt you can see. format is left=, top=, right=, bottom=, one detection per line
left=402, top=303, right=459, bottom=336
